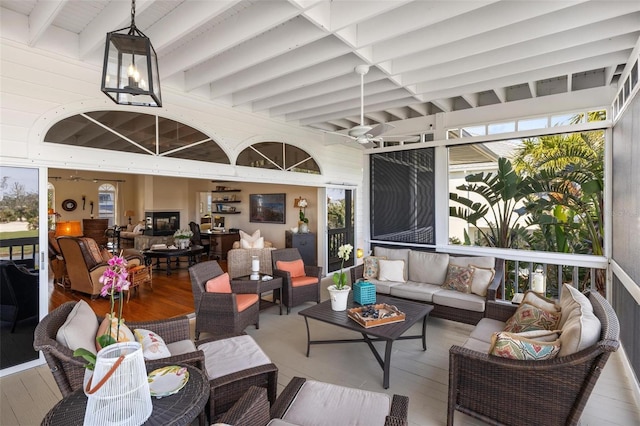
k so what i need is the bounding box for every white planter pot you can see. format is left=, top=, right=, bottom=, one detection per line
left=327, top=285, right=351, bottom=311
left=177, top=239, right=190, bottom=249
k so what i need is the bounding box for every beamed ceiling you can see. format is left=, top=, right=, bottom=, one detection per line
left=2, top=0, right=639, bottom=142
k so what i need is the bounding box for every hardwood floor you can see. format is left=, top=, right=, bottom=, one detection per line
left=2, top=267, right=639, bottom=426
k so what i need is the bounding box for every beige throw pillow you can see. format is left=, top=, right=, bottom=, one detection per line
left=55, top=300, right=99, bottom=356
left=469, top=266, right=495, bottom=297
left=377, top=259, right=406, bottom=282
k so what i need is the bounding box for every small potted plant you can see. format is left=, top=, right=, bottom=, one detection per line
left=328, top=244, right=353, bottom=311
left=297, top=198, right=309, bottom=233
left=173, top=229, right=193, bottom=249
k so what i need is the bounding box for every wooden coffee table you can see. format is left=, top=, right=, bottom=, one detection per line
left=299, top=295, right=433, bottom=389
left=142, top=245, right=204, bottom=275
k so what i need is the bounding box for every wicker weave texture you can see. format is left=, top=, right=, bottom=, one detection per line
left=271, top=248, right=322, bottom=314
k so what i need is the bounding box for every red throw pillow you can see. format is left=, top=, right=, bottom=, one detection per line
left=276, top=259, right=306, bottom=278
left=205, top=273, right=232, bottom=293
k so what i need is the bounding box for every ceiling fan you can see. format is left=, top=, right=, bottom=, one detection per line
left=327, top=65, right=394, bottom=149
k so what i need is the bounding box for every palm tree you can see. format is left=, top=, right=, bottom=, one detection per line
left=450, top=157, right=532, bottom=248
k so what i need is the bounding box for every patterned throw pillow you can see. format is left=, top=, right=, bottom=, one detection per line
left=441, top=264, right=474, bottom=293
left=363, top=256, right=386, bottom=280
left=503, top=303, right=561, bottom=333
left=489, top=331, right=561, bottom=360
left=134, top=328, right=172, bottom=360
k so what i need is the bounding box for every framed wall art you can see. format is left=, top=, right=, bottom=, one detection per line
left=249, top=193, right=286, bottom=224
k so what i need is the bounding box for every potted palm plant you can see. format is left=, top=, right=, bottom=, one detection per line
left=328, top=244, right=353, bottom=311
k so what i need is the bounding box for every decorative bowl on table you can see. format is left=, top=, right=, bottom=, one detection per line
left=347, top=304, right=406, bottom=328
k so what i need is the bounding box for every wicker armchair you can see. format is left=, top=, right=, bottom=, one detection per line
left=188, top=260, right=260, bottom=339
left=448, top=290, right=620, bottom=426
left=215, top=386, right=271, bottom=426
left=33, top=301, right=204, bottom=398
left=270, top=377, right=409, bottom=426
left=271, top=248, right=322, bottom=314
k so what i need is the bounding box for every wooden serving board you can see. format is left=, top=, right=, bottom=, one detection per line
left=347, top=303, right=406, bottom=328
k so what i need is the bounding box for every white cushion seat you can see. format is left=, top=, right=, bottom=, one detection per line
left=279, top=380, right=392, bottom=426
left=198, top=335, right=271, bottom=380
left=166, top=339, right=197, bottom=356
left=469, top=318, right=505, bottom=343
left=365, top=278, right=404, bottom=294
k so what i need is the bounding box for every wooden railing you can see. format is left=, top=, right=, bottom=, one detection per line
left=0, top=236, right=39, bottom=269
left=328, top=228, right=354, bottom=272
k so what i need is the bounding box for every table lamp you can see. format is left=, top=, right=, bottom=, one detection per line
left=55, top=221, right=83, bottom=237
left=124, top=210, right=135, bottom=225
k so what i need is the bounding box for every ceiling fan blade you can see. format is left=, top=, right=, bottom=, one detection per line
left=323, top=130, right=357, bottom=140
left=368, top=123, right=395, bottom=138
left=360, top=140, right=377, bottom=149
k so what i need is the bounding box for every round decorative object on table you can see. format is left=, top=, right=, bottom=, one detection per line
left=177, top=239, right=190, bottom=249
left=62, top=199, right=77, bottom=212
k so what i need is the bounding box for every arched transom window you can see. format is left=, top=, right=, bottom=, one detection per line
left=237, top=142, right=320, bottom=174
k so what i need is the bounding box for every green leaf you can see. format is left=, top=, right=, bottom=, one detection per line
left=97, top=334, right=116, bottom=349
left=73, top=348, right=97, bottom=371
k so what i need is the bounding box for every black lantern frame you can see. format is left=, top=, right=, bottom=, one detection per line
left=100, top=1, right=161, bottom=107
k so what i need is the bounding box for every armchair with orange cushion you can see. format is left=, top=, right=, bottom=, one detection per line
left=57, top=236, right=143, bottom=298
left=271, top=248, right=322, bottom=314
left=189, top=260, right=260, bottom=339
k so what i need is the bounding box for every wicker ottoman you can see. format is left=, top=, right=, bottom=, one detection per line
left=198, top=335, right=278, bottom=422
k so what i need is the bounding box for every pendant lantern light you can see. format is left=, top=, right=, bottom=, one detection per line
left=101, top=0, right=162, bottom=107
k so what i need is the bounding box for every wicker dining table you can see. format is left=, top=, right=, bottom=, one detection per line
left=41, top=363, right=209, bottom=426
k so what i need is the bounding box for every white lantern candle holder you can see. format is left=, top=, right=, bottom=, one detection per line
left=84, top=342, right=152, bottom=426
left=532, top=265, right=546, bottom=295
left=250, top=256, right=260, bottom=280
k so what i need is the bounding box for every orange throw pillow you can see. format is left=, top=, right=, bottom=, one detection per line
left=206, top=273, right=232, bottom=293
left=276, top=259, right=306, bottom=278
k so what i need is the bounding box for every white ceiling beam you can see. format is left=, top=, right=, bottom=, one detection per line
left=144, top=1, right=241, bottom=52
left=417, top=51, right=629, bottom=102
left=160, top=1, right=301, bottom=79
left=300, top=96, right=418, bottom=126
left=408, top=103, right=429, bottom=116
left=493, top=88, right=507, bottom=103
left=431, top=99, right=453, bottom=113
left=413, top=36, right=636, bottom=92
left=528, top=82, right=537, bottom=98
left=252, top=67, right=388, bottom=112
left=204, top=36, right=349, bottom=97
left=356, top=1, right=497, bottom=47
left=286, top=88, right=410, bottom=122
left=364, top=111, right=392, bottom=123
left=326, top=119, right=354, bottom=130
left=372, top=0, right=588, bottom=63
left=329, top=0, right=411, bottom=32
left=385, top=107, right=410, bottom=120
left=78, top=0, right=156, bottom=60
left=28, top=0, right=67, bottom=46
left=230, top=54, right=365, bottom=106
left=603, top=65, right=618, bottom=86
left=186, top=17, right=325, bottom=91
left=461, top=93, right=479, bottom=108
left=567, top=73, right=573, bottom=92
left=390, top=6, right=640, bottom=74
left=269, top=79, right=398, bottom=117
left=405, top=32, right=638, bottom=87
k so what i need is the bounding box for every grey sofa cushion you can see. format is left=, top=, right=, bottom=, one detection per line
left=450, top=256, right=495, bottom=269
left=366, top=278, right=403, bottom=295
left=469, top=318, right=505, bottom=343
left=408, top=251, right=449, bottom=284
left=432, top=291, right=485, bottom=312
left=390, top=282, right=442, bottom=302
left=462, top=337, right=492, bottom=352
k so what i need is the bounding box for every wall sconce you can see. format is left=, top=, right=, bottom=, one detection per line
left=356, top=248, right=364, bottom=259
left=101, top=0, right=162, bottom=107
left=55, top=221, right=83, bottom=237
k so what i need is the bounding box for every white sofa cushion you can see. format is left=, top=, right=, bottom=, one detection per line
left=408, top=251, right=449, bottom=284
left=198, top=335, right=271, bottom=380
left=55, top=300, right=99, bottom=356
left=450, top=256, right=495, bottom=269
left=432, top=291, right=486, bottom=312
left=462, top=337, right=492, bottom=352
left=389, top=282, right=442, bottom=303
left=377, top=259, right=406, bottom=282
left=374, top=247, right=411, bottom=280
left=558, top=285, right=601, bottom=357
left=281, top=380, right=391, bottom=426
left=366, top=278, right=403, bottom=294
left=166, top=339, right=197, bottom=356
left=469, top=318, right=506, bottom=343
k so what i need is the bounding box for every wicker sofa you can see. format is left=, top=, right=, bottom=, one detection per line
left=351, top=247, right=504, bottom=325
left=448, top=286, right=620, bottom=426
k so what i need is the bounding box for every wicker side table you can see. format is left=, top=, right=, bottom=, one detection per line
left=41, top=364, right=209, bottom=426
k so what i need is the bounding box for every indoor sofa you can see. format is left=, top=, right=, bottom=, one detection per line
left=351, top=247, right=504, bottom=325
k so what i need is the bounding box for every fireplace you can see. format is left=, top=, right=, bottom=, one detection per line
left=145, top=211, right=180, bottom=236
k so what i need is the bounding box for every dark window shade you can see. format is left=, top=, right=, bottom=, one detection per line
left=370, top=149, right=435, bottom=244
